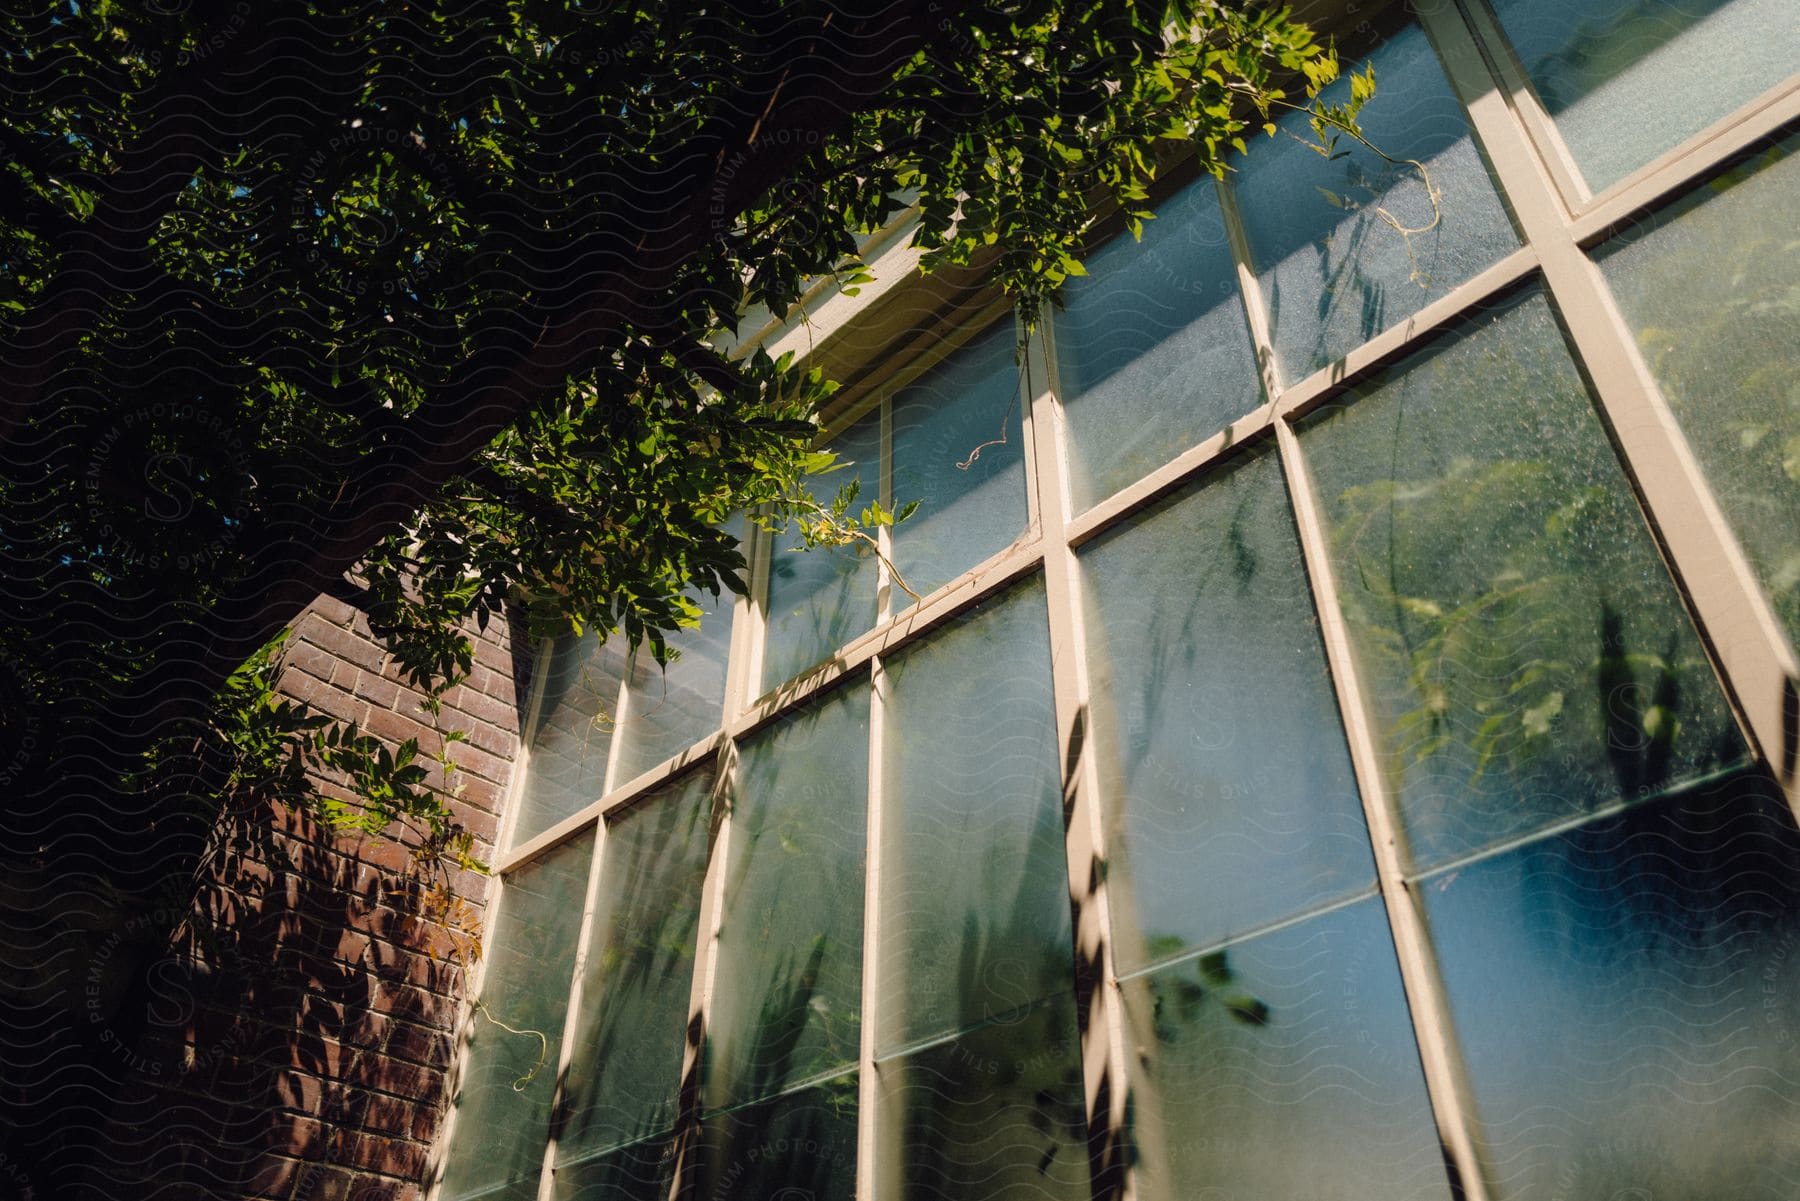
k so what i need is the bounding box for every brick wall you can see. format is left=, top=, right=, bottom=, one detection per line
left=82, top=592, right=528, bottom=1201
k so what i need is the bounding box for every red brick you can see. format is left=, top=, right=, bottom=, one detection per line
left=286, top=640, right=340, bottom=684
left=453, top=806, right=499, bottom=844
left=368, top=981, right=458, bottom=1029
left=303, top=1163, right=361, bottom=1201
left=362, top=707, right=443, bottom=757
left=467, top=664, right=516, bottom=705
left=348, top=671, right=401, bottom=710
left=364, top=1058, right=444, bottom=1107
left=472, top=637, right=512, bottom=673
left=446, top=685, right=516, bottom=732
left=267, top=1114, right=332, bottom=1162
left=276, top=1070, right=327, bottom=1114
left=455, top=775, right=505, bottom=815
left=246, top=1152, right=308, bottom=1199
left=308, top=593, right=359, bottom=627
left=352, top=1091, right=419, bottom=1138
left=381, top=1018, right=454, bottom=1071
left=444, top=741, right=511, bottom=788
left=304, top=618, right=389, bottom=674
left=458, top=720, right=516, bottom=760
left=284, top=673, right=368, bottom=727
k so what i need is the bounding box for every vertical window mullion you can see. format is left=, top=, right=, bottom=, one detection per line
left=494, top=634, right=557, bottom=856
left=1415, top=0, right=1800, bottom=818
left=1028, top=307, right=1136, bottom=1201
left=1218, top=106, right=1499, bottom=1200
left=599, top=673, right=631, bottom=797
left=1273, top=417, right=1498, bottom=1201
left=533, top=818, right=611, bottom=1201
left=854, top=656, right=888, bottom=1201
left=665, top=740, right=740, bottom=1199
left=1214, top=174, right=1284, bottom=404
left=722, top=511, right=765, bottom=727
left=1452, top=0, right=1594, bottom=209
left=424, top=869, right=516, bottom=1201
left=877, top=394, right=894, bottom=623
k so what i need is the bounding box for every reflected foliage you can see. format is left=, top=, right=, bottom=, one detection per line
left=684, top=1075, right=859, bottom=1201
left=1079, top=447, right=1372, bottom=968
left=554, top=773, right=714, bottom=1165
left=706, top=685, right=868, bottom=1112
left=1234, top=18, right=1518, bottom=380
left=1124, top=899, right=1455, bottom=1201
left=440, top=834, right=594, bottom=1201
left=878, top=577, right=1072, bottom=1052
left=879, top=999, right=1090, bottom=1201
left=1304, top=290, right=1743, bottom=869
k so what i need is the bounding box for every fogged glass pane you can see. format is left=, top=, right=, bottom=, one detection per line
left=1124, top=898, right=1453, bottom=1201
left=1233, top=19, right=1519, bottom=381
left=556, top=772, right=714, bottom=1164
left=438, top=834, right=594, bottom=1201
left=1300, top=290, right=1744, bottom=871
left=1490, top=0, right=1798, bottom=194
left=891, top=320, right=1028, bottom=597
left=1422, top=769, right=1800, bottom=1200
left=552, top=1135, right=673, bottom=1201
left=1056, top=178, right=1261, bottom=513
left=707, top=683, right=869, bottom=1111
left=612, top=586, right=734, bottom=784
left=687, top=1076, right=860, bottom=1201
left=875, top=997, right=1089, bottom=1201
left=763, top=413, right=882, bottom=690
left=512, top=631, right=626, bottom=848
left=878, top=577, right=1070, bottom=1053
left=1599, top=135, right=1800, bottom=646
left=1079, top=448, right=1374, bottom=972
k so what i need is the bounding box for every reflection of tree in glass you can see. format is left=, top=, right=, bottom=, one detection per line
left=1329, top=451, right=1731, bottom=813
left=1306, top=293, right=1745, bottom=864
left=556, top=780, right=712, bottom=1161
left=1142, top=946, right=1271, bottom=1040
left=883, top=996, right=1089, bottom=1199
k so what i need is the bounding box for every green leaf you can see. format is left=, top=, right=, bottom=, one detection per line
left=1521, top=691, right=1564, bottom=737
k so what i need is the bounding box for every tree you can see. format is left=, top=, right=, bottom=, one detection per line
left=0, top=0, right=1364, bottom=1190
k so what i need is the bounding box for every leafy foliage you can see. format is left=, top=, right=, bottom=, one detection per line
left=0, top=0, right=1365, bottom=873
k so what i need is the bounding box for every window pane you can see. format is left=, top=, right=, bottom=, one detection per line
left=687, top=1075, right=860, bottom=1201
left=763, top=413, right=882, bottom=691
left=875, top=997, right=1089, bottom=1201
left=438, top=833, right=594, bottom=1201
left=1489, top=0, right=1798, bottom=194
left=1300, top=289, right=1745, bottom=872
left=1233, top=19, right=1519, bottom=381
left=551, top=1135, right=673, bottom=1201
left=612, top=585, right=734, bottom=784
left=890, top=319, right=1028, bottom=597
left=1123, top=898, right=1454, bottom=1201
left=511, top=631, right=626, bottom=848
left=1422, top=769, right=1800, bottom=1199
left=555, top=771, right=714, bottom=1165
left=706, top=682, right=869, bottom=1111
left=1598, top=135, right=1800, bottom=646
left=1055, top=177, right=1261, bottom=513
left=878, top=576, right=1070, bottom=1053
left=1079, top=447, right=1374, bottom=972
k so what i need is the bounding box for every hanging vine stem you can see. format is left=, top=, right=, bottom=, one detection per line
left=955, top=362, right=1020, bottom=472
left=1229, top=82, right=1444, bottom=286
left=785, top=491, right=924, bottom=604
left=470, top=998, right=550, bottom=1091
